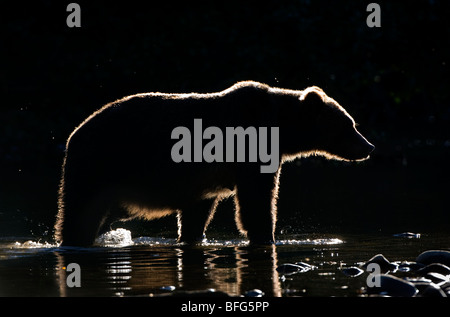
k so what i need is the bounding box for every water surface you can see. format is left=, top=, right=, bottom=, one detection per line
left=1, top=229, right=448, bottom=297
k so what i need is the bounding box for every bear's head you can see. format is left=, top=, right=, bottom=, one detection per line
left=280, top=86, right=374, bottom=162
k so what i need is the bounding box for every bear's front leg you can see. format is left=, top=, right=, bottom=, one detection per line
left=177, top=198, right=218, bottom=243
left=234, top=168, right=280, bottom=244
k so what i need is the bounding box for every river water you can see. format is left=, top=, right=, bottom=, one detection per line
left=0, top=229, right=449, bottom=297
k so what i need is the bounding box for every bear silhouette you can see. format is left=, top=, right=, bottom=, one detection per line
left=54, top=81, right=374, bottom=246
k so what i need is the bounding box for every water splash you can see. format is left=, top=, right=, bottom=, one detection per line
left=96, top=228, right=176, bottom=247
left=96, top=228, right=134, bottom=247
left=95, top=229, right=344, bottom=247
left=132, top=236, right=177, bottom=246
left=4, top=229, right=343, bottom=250
left=201, top=238, right=249, bottom=247
left=12, top=240, right=56, bottom=249
left=276, top=238, right=344, bottom=246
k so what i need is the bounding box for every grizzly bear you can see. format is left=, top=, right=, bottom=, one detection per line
left=54, top=81, right=374, bottom=246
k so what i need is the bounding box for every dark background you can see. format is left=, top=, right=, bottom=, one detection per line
left=1, top=1, right=449, bottom=241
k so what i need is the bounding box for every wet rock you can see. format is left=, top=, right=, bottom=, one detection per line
left=245, top=289, right=264, bottom=297
left=442, top=283, right=450, bottom=296
left=295, top=261, right=316, bottom=271
left=396, top=262, right=411, bottom=272
left=425, top=272, right=450, bottom=284
left=276, top=263, right=308, bottom=274
left=361, top=254, right=398, bottom=272
left=393, top=232, right=421, bottom=239
left=341, top=267, right=364, bottom=277
left=416, top=250, right=450, bottom=267
left=407, top=278, right=433, bottom=293
left=395, top=261, right=424, bottom=273
left=367, top=274, right=418, bottom=297
left=419, top=283, right=447, bottom=297
left=417, top=263, right=450, bottom=276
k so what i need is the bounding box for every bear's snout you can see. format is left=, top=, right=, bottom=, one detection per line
left=363, top=142, right=375, bottom=158
left=351, top=131, right=375, bottom=161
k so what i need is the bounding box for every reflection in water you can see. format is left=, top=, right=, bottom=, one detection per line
left=104, top=252, right=132, bottom=295
left=54, top=242, right=282, bottom=297
left=191, top=245, right=281, bottom=296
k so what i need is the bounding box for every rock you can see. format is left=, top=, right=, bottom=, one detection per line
left=425, top=272, right=450, bottom=285
left=245, top=289, right=264, bottom=297
left=276, top=263, right=308, bottom=274
left=416, top=250, right=450, bottom=267
left=419, top=283, right=447, bottom=297
left=394, top=261, right=424, bottom=273
left=367, top=274, right=418, bottom=297
left=361, top=254, right=398, bottom=272
left=342, top=267, right=364, bottom=277
left=393, top=232, right=421, bottom=239
left=442, top=283, right=450, bottom=296
left=407, top=278, right=433, bottom=293
left=417, top=263, right=450, bottom=276
left=295, top=261, right=316, bottom=271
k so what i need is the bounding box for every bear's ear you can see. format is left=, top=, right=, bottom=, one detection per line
left=299, top=88, right=324, bottom=105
